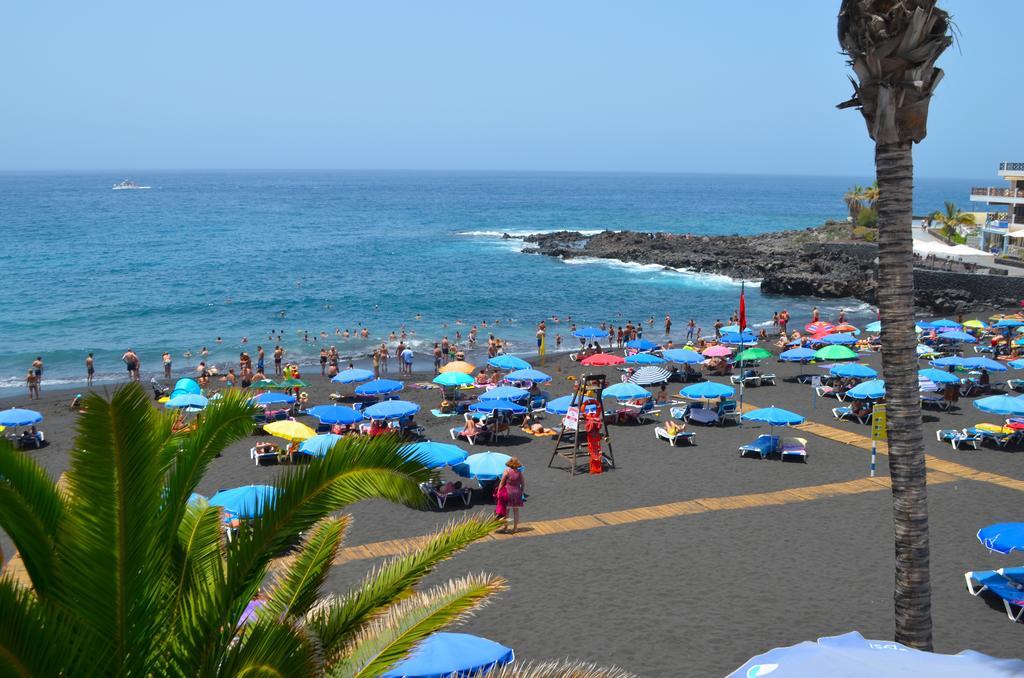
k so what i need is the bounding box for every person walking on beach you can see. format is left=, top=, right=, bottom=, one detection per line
left=86, top=353, right=95, bottom=386
left=496, top=457, right=525, bottom=534
left=401, top=345, right=414, bottom=375
left=26, top=369, right=40, bottom=400
left=433, top=343, right=443, bottom=374
left=686, top=319, right=696, bottom=342
left=32, top=357, right=43, bottom=390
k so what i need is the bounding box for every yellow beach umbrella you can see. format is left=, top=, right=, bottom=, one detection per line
left=963, top=319, right=986, bottom=329
left=264, top=420, right=316, bottom=442
left=439, top=360, right=476, bottom=374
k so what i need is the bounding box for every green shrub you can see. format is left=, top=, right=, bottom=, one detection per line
left=857, top=207, right=878, bottom=228
left=853, top=226, right=877, bottom=242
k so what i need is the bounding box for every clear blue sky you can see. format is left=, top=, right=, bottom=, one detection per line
left=0, top=0, right=1018, bottom=177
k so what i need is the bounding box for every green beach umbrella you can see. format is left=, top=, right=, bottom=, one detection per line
left=814, top=345, right=858, bottom=361
left=250, top=379, right=278, bottom=389
left=735, top=347, right=772, bottom=362
left=275, top=378, right=309, bottom=389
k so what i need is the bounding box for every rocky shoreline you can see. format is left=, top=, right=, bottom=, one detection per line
left=510, top=223, right=1022, bottom=314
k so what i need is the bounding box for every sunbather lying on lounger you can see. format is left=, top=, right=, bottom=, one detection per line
left=522, top=413, right=555, bottom=435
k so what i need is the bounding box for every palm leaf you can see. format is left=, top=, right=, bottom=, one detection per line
left=329, top=573, right=506, bottom=678
left=215, top=618, right=318, bottom=677
left=483, top=660, right=637, bottom=678
left=262, top=515, right=350, bottom=622
left=172, top=500, right=227, bottom=601
left=307, top=515, right=500, bottom=660
left=0, top=441, right=65, bottom=594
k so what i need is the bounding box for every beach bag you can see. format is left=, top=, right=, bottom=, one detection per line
left=494, top=485, right=508, bottom=518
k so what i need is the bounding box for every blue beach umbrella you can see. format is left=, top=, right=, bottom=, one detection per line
left=865, top=320, right=882, bottom=333
left=779, top=347, right=816, bottom=362
left=487, top=354, right=531, bottom=370
left=845, top=379, right=885, bottom=400
left=381, top=633, right=514, bottom=678
left=995, top=318, right=1024, bottom=328
left=977, top=522, right=1024, bottom=555
left=918, top=368, right=960, bottom=385
left=916, top=344, right=937, bottom=357
left=505, top=368, right=552, bottom=383
left=172, top=378, right=201, bottom=396
left=1010, top=359, right=1024, bottom=369
left=544, top=395, right=575, bottom=415
left=932, top=356, right=969, bottom=368
left=829, top=363, right=877, bottom=379
left=298, top=434, right=343, bottom=458
left=625, top=352, right=667, bottom=365
left=625, top=338, right=658, bottom=351
left=720, top=331, right=758, bottom=345
left=602, top=382, right=651, bottom=400
left=209, top=485, right=277, bottom=520
left=478, top=385, right=530, bottom=402
left=400, top=441, right=469, bottom=469
left=250, top=392, right=295, bottom=407
left=963, top=357, right=1008, bottom=372
left=819, top=333, right=857, bottom=345
left=331, top=368, right=374, bottom=384
left=0, top=408, right=43, bottom=428
left=974, top=395, right=1024, bottom=416
left=679, top=381, right=735, bottom=400
left=453, top=451, right=513, bottom=481
left=363, top=400, right=420, bottom=420
left=166, top=393, right=209, bottom=410
left=937, top=330, right=977, bottom=343
left=728, top=630, right=1024, bottom=678
left=931, top=319, right=962, bottom=329
left=306, top=405, right=362, bottom=425
left=741, top=407, right=805, bottom=433
left=662, top=348, right=704, bottom=364
left=721, top=325, right=742, bottom=334
left=916, top=321, right=935, bottom=330
left=468, top=399, right=528, bottom=414
left=432, top=372, right=475, bottom=388
left=572, top=326, right=608, bottom=339
left=355, top=378, right=404, bottom=396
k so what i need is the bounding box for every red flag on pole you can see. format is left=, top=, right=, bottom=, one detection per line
left=739, top=281, right=747, bottom=332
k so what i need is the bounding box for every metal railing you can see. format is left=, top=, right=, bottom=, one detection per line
left=971, top=187, right=1024, bottom=199
left=1000, top=162, right=1024, bottom=173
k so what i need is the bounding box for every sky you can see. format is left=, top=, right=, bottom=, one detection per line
left=0, top=1, right=1019, bottom=178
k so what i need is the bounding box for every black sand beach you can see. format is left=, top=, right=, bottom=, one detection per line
left=4, top=349, right=1024, bottom=676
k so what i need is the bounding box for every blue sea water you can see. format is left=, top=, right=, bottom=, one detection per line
left=0, top=170, right=988, bottom=392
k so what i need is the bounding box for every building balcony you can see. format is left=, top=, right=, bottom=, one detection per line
left=999, top=161, right=1024, bottom=177
left=971, top=186, right=1024, bottom=204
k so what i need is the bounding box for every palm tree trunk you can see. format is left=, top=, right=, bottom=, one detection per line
left=875, top=141, right=932, bottom=650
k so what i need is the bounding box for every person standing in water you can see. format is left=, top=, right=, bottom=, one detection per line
left=86, top=353, right=95, bottom=386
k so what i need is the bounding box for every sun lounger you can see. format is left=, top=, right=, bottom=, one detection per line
left=420, top=482, right=473, bottom=510
left=832, top=406, right=870, bottom=424
left=730, top=373, right=761, bottom=387
left=815, top=384, right=846, bottom=401
left=739, top=434, right=779, bottom=459
left=964, top=570, right=1024, bottom=622
left=759, top=373, right=776, bottom=386
left=919, top=392, right=949, bottom=410
left=718, top=400, right=741, bottom=426
left=251, top=445, right=282, bottom=465
left=669, top=407, right=687, bottom=420
left=780, top=436, right=808, bottom=462
left=1008, top=379, right=1024, bottom=392
left=935, top=428, right=982, bottom=450
left=655, top=426, right=695, bottom=446
left=686, top=404, right=719, bottom=426
left=967, top=425, right=1018, bottom=447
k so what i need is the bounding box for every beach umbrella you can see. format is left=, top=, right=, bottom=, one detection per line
left=400, top=441, right=468, bottom=469
left=662, top=348, right=704, bottom=364
left=931, top=319, right=962, bottom=330
left=727, top=630, right=1024, bottom=678
left=238, top=599, right=265, bottom=625
left=544, top=395, right=575, bottom=415
left=846, top=379, right=885, bottom=400
left=0, top=408, right=43, bottom=428
left=736, top=347, right=772, bottom=362
left=936, top=330, right=977, bottom=343
left=1010, top=359, right=1024, bottom=369
left=264, top=420, right=316, bottom=442
left=865, top=320, right=882, bottom=333
left=720, top=325, right=741, bottom=335
left=974, top=395, right=1024, bottom=416
left=572, top=327, right=608, bottom=339
left=817, top=333, right=856, bottom=345
left=250, top=392, right=295, bottom=407
left=453, top=451, right=513, bottom=481
left=438, top=360, right=476, bottom=374
left=918, top=368, right=961, bottom=385
left=172, top=378, right=202, bottom=395
left=331, top=368, right=374, bottom=384
left=505, top=368, right=552, bottom=383
left=829, top=363, right=877, bottom=379
left=832, top=324, right=860, bottom=335
left=468, top=400, right=528, bottom=415
left=977, top=522, right=1024, bottom=555
left=381, top=633, right=514, bottom=678
left=355, top=378, right=404, bottom=396
left=478, top=385, right=530, bottom=402
left=275, top=378, right=309, bottom=389
left=963, top=319, right=987, bottom=329
left=805, top=322, right=834, bottom=335
left=625, top=352, right=666, bottom=365
left=680, top=381, right=735, bottom=400
left=628, top=366, right=672, bottom=386
left=779, top=347, right=816, bottom=362
left=432, top=372, right=475, bottom=388
left=602, top=382, right=651, bottom=400
left=963, top=357, right=1008, bottom=372
left=306, top=405, right=362, bottom=425
left=995, top=318, right=1024, bottom=328
left=741, top=406, right=805, bottom=435
left=916, top=321, right=935, bottom=330
left=814, top=345, right=858, bottom=361
left=702, top=345, right=733, bottom=358
left=931, top=356, right=969, bottom=368
left=625, top=338, right=658, bottom=351
left=250, top=379, right=278, bottom=389
left=720, top=331, right=758, bottom=345
left=298, top=433, right=343, bottom=458
left=580, top=353, right=625, bottom=366
left=165, top=393, right=209, bottom=411
left=487, top=355, right=531, bottom=370
left=363, top=400, right=420, bottom=420
left=916, top=344, right=937, bottom=357
left=209, top=485, right=277, bottom=520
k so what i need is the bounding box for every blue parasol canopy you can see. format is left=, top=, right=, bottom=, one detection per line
left=662, top=348, right=704, bottom=364
left=625, top=352, right=667, bottom=365
left=432, top=372, right=475, bottom=388
left=363, top=400, right=420, bottom=420
left=728, top=630, right=1024, bottom=678
left=505, top=368, right=552, bottom=384
left=468, top=399, right=528, bottom=414
left=453, top=451, right=513, bottom=481
left=381, top=633, right=514, bottom=678
left=400, top=441, right=469, bottom=469
left=931, top=319, right=962, bottom=329
left=829, top=363, right=877, bottom=379
left=0, top=408, right=43, bottom=427
left=544, top=395, right=575, bottom=415
left=625, top=338, right=658, bottom=350
left=572, top=326, right=608, bottom=339
left=931, top=356, right=969, bottom=368
left=963, top=357, right=1008, bottom=372
left=250, top=392, right=295, bottom=407
left=936, top=330, right=977, bottom=343
left=487, top=355, right=531, bottom=370
left=865, top=320, right=882, bottom=333
left=679, top=381, right=735, bottom=400
left=918, top=368, right=961, bottom=385
left=845, top=379, right=885, bottom=400
left=602, top=382, right=651, bottom=400
left=479, top=386, right=530, bottom=402
left=779, top=347, right=816, bottom=362
left=209, top=485, right=277, bottom=520
left=977, top=522, right=1024, bottom=555
left=355, top=379, right=404, bottom=396
left=742, top=406, right=805, bottom=427
left=306, top=405, right=363, bottom=425
left=298, top=434, right=344, bottom=458
left=172, top=378, right=202, bottom=395
left=995, top=318, right=1024, bottom=328
left=974, top=394, right=1024, bottom=416
left=819, top=333, right=857, bottom=345
left=166, top=393, right=209, bottom=410
left=331, top=368, right=374, bottom=384
left=719, top=331, right=758, bottom=345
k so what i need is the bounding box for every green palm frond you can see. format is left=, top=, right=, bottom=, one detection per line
left=482, top=659, right=638, bottom=678
left=262, top=515, right=350, bottom=623
left=0, top=440, right=65, bottom=593
left=329, top=573, right=507, bottom=678
left=307, top=515, right=500, bottom=660
left=215, top=618, right=318, bottom=678
left=172, top=500, right=227, bottom=599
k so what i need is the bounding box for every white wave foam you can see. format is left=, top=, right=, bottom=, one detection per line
left=560, top=256, right=758, bottom=288
left=457, top=229, right=609, bottom=238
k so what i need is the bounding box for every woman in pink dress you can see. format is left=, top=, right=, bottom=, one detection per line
left=497, top=457, right=525, bottom=534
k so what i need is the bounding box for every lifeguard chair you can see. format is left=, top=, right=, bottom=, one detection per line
left=548, top=373, right=615, bottom=475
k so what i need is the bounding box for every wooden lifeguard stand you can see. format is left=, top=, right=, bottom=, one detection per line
left=548, top=373, right=615, bottom=475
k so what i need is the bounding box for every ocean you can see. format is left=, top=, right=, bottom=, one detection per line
left=0, top=170, right=987, bottom=393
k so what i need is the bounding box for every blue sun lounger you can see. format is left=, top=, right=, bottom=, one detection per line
left=739, top=434, right=779, bottom=459
left=965, top=569, right=1024, bottom=622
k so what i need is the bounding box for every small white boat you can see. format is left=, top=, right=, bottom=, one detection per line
left=112, top=179, right=151, bottom=190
